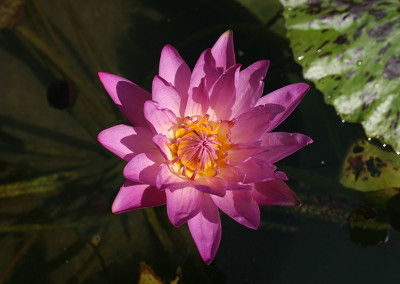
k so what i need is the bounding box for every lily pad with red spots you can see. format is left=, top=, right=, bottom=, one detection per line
left=340, top=139, right=400, bottom=192
left=280, top=0, right=400, bottom=151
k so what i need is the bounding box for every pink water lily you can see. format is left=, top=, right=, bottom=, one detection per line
left=98, top=30, right=312, bottom=264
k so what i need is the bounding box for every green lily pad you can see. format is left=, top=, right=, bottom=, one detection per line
left=340, top=139, right=400, bottom=192
left=280, top=0, right=400, bottom=151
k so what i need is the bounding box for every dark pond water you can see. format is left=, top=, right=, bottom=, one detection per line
left=1, top=0, right=400, bottom=283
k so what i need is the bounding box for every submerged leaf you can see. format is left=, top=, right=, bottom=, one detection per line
left=281, top=0, right=400, bottom=151
left=0, top=173, right=62, bottom=198
left=348, top=205, right=389, bottom=247
left=340, top=139, right=400, bottom=192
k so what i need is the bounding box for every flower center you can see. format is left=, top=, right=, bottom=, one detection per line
left=169, top=114, right=233, bottom=180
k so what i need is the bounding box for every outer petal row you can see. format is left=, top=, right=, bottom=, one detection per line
left=230, top=60, right=270, bottom=118
left=152, top=76, right=183, bottom=117
left=211, top=29, right=236, bottom=72
left=112, top=181, right=166, bottom=214
left=252, top=180, right=300, bottom=206
left=158, top=44, right=191, bottom=99
left=124, top=152, right=164, bottom=186
left=230, top=104, right=285, bottom=144
left=144, top=101, right=177, bottom=138
left=98, top=72, right=150, bottom=127
left=212, top=190, right=260, bottom=230
left=97, top=125, right=155, bottom=161
left=256, top=83, right=310, bottom=132
left=256, top=132, right=313, bottom=163
left=187, top=194, right=221, bottom=265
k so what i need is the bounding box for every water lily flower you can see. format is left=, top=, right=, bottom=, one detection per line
left=98, top=30, right=312, bottom=264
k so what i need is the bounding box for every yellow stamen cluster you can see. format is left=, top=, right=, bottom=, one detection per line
left=169, top=114, right=233, bottom=180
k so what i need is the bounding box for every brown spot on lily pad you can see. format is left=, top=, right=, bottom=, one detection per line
left=383, top=55, right=400, bottom=80
left=317, top=40, right=329, bottom=51
left=319, top=51, right=332, bottom=58
left=353, top=146, right=364, bottom=153
left=346, top=155, right=365, bottom=181
left=334, top=35, right=349, bottom=45
left=368, top=9, right=387, bottom=21
left=378, top=42, right=391, bottom=56
left=367, top=76, right=375, bottom=83
left=366, top=156, right=386, bottom=177
left=304, top=45, right=313, bottom=53
left=353, top=24, right=366, bottom=40
left=346, top=70, right=356, bottom=79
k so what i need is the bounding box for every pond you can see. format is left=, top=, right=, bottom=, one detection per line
left=1, top=0, right=400, bottom=283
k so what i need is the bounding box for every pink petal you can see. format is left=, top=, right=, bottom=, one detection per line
left=189, top=49, right=219, bottom=94
left=98, top=125, right=156, bottom=161
left=123, top=152, right=164, bottom=185
left=226, top=143, right=264, bottom=165
left=152, top=75, right=183, bottom=116
left=144, top=101, right=178, bottom=138
left=230, top=104, right=285, bottom=144
left=212, top=190, right=260, bottom=229
left=152, top=134, right=173, bottom=161
left=185, top=78, right=209, bottom=117
left=98, top=72, right=150, bottom=127
left=255, top=83, right=310, bottom=131
left=230, top=60, right=270, bottom=118
left=193, top=176, right=228, bottom=197
left=255, top=132, right=313, bottom=163
left=159, top=44, right=191, bottom=98
left=156, top=164, right=190, bottom=190
left=211, top=30, right=236, bottom=72
left=209, top=64, right=241, bottom=120
left=112, top=180, right=166, bottom=214
left=236, top=158, right=277, bottom=183
left=166, top=186, right=202, bottom=227
left=252, top=180, right=300, bottom=206
left=187, top=195, right=221, bottom=264
left=218, top=167, right=251, bottom=190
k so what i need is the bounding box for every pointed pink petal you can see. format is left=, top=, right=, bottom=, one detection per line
left=236, top=158, right=276, bottom=183
left=159, top=44, right=191, bottom=99
left=211, top=30, right=236, bottom=71
left=187, top=195, right=221, bottom=264
left=230, top=60, right=270, bottom=118
left=166, top=186, right=202, bottom=227
left=123, top=152, right=164, bottom=185
left=112, top=181, right=166, bottom=214
left=98, top=72, right=150, bottom=127
left=255, top=132, right=313, bottom=163
left=218, top=167, right=251, bottom=190
left=152, top=134, right=173, bottom=161
left=185, top=78, right=209, bottom=117
left=226, top=143, right=263, bottom=165
left=98, top=125, right=156, bottom=161
left=189, top=49, right=219, bottom=94
left=144, top=101, right=177, bottom=138
left=152, top=75, right=183, bottom=116
left=156, top=164, right=190, bottom=190
left=209, top=64, right=240, bottom=120
left=212, top=190, right=260, bottom=229
left=255, top=83, right=310, bottom=131
left=193, top=176, right=228, bottom=197
left=252, top=180, right=300, bottom=206
left=230, top=104, right=285, bottom=144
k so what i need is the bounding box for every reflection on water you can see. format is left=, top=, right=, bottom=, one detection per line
left=1, top=0, right=400, bottom=283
